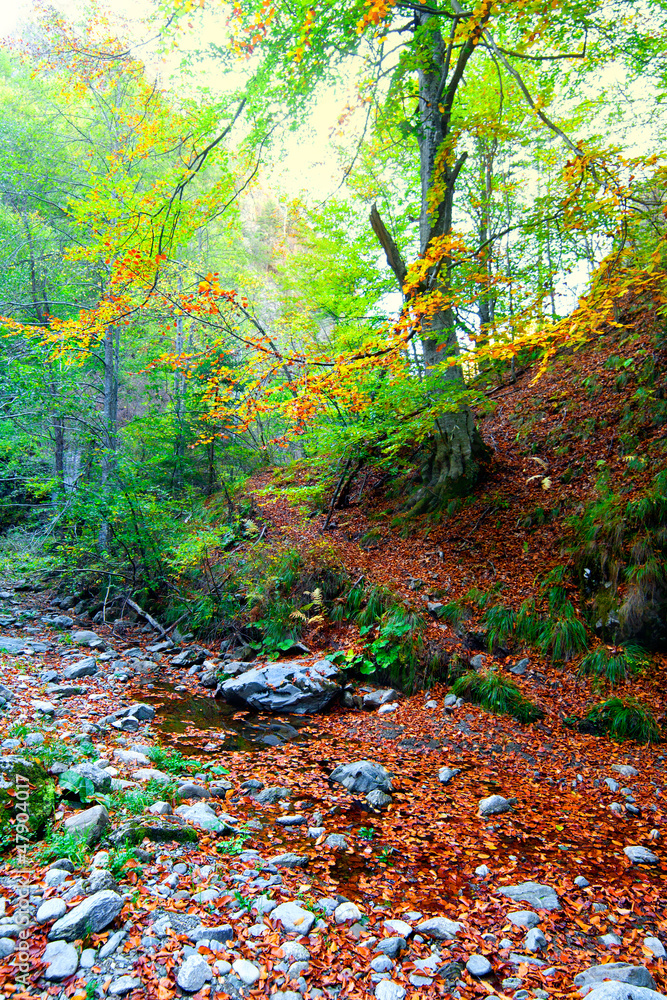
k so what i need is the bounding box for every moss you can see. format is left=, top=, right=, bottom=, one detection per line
left=0, top=756, right=56, bottom=840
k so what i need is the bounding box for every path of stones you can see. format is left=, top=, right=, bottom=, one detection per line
left=0, top=587, right=665, bottom=1000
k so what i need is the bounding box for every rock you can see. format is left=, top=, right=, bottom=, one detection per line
left=148, top=801, right=172, bottom=816
left=63, top=658, right=97, bottom=679
left=0, top=637, right=25, bottom=654
left=335, top=901, right=362, bottom=923
left=271, top=902, right=316, bottom=934
left=109, top=819, right=198, bottom=846
left=172, top=648, right=205, bottom=667
left=612, top=765, right=639, bottom=777
left=176, top=802, right=234, bottom=832
left=584, top=985, right=667, bottom=1000
left=36, top=899, right=67, bottom=924
left=31, top=699, right=56, bottom=714
left=189, top=925, right=235, bottom=944
left=280, top=941, right=311, bottom=961
left=438, top=767, right=461, bottom=785
left=384, top=920, right=412, bottom=938
left=375, top=981, right=406, bottom=1000
left=83, top=870, right=119, bottom=895
left=367, top=789, right=392, bottom=807
left=43, top=940, right=79, bottom=980
left=330, top=760, right=392, bottom=795
left=509, top=953, right=546, bottom=968
left=601, top=933, right=623, bottom=948
left=0, top=938, right=14, bottom=958
left=0, top=756, right=55, bottom=837
left=44, top=868, right=68, bottom=888
left=511, top=659, right=530, bottom=676
left=375, top=936, right=407, bottom=957
left=478, top=794, right=513, bottom=816
left=276, top=814, right=306, bottom=826
left=498, top=882, right=561, bottom=911
left=61, top=762, right=112, bottom=794
left=254, top=785, right=291, bottom=805
left=177, top=782, right=210, bottom=800
left=644, top=937, right=666, bottom=959
left=444, top=694, right=457, bottom=709
left=624, top=846, right=659, bottom=864
left=416, top=917, right=461, bottom=940
left=325, top=834, right=348, bottom=849
left=507, top=911, right=540, bottom=929
left=574, top=876, right=590, bottom=888
left=525, top=928, right=547, bottom=952
left=475, top=864, right=489, bottom=876
left=46, top=684, right=84, bottom=699
left=371, top=955, right=395, bottom=973
left=72, top=629, right=99, bottom=645
left=177, top=954, right=213, bottom=992
left=573, top=964, right=657, bottom=993
left=109, top=977, right=142, bottom=996
left=270, top=853, right=308, bottom=869
left=131, top=768, right=171, bottom=784
left=99, top=930, right=125, bottom=959
left=233, top=959, right=260, bottom=986
left=466, top=955, right=492, bottom=976
left=363, top=689, right=400, bottom=710
left=49, top=859, right=76, bottom=873
left=25, top=732, right=45, bottom=746
left=220, top=658, right=341, bottom=714
left=114, top=749, right=151, bottom=765
left=48, top=890, right=123, bottom=941
left=64, top=805, right=110, bottom=844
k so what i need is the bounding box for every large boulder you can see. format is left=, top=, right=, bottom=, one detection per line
left=64, top=805, right=110, bottom=844
left=583, top=985, right=665, bottom=1000
left=0, top=756, right=55, bottom=838
left=219, top=659, right=341, bottom=714
left=574, top=965, right=657, bottom=994
left=329, top=760, right=393, bottom=795
left=498, top=881, right=561, bottom=911
left=48, top=890, right=123, bottom=941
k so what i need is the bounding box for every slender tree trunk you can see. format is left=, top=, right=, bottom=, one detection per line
left=98, top=324, right=119, bottom=551
left=173, top=275, right=186, bottom=491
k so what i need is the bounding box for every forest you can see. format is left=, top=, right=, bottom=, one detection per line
left=0, top=0, right=666, bottom=999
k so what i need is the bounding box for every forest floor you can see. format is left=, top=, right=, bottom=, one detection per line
left=0, top=326, right=666, bottom=1000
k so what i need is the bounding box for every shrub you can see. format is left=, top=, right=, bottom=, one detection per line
left=579, top=696, right=662, bottom=744
left=538, top=604, right=588, bottom=662
left=452, top=669, right=544, bottom=723
left=483, top=604, right=516, bottom=650
left=578, top=644, right=648, bottom=685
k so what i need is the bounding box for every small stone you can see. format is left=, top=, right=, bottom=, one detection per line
left=466, top=955, right=492, bottom=976
left=600, top=933, right=622, bottom=948
left=508, top=911, right=540, bottom=929
left=79, top=948, right=96, bottom=969
left=177, top=954, right=213, bottom=992
left=109, top=977, right=142, bottom=996
left=44, top=868, right=68, bottom=888
left=43, top=940, right=79, bottom=981
left=63, top=804, right=110, bottom=844
left=375, top=937, right=407, bottom=958
left=502, top=979, right=524, bottom=991
left=0, top=938, right=14, bottom=958
left=36, top=898, right=67, bottom=923
left=478, top=794, right=512, bottom=816
left=644, top=938, right=666, bottom=959
left=499, top=882, right=561, bottom=911
left=624, top=846, right=658, bottom=864
left=375, top=981, right=406, bottom=1000
left=612, top=765, right=639, bottom=777
left=573, top=964, right=656, bottom=992
left=271, top=901, right=316, bottom=935
left=325, top=834, right=348, bottom=849
left=48, top=889, right=123, bottom=941
left=149, top=801, right=172, bottom=816
left=416, top=917, right=462, bottom=940
left=366, top=789, right=393, bottom=807
left=525, top=928, right=547, bottom=952
left=99, top=930, right=125, bottom=959
left=574, top=876, right=590, bottom=888
left=475, top=864, right=490, bottom=876
left=335, top=901, right=362, bottom=924
left=233, top=959, right=260, bottom=985
left=438, top=767, right=461, bottom=785
left=371, top=955, right=394, bottom=973
left=384, top=919, right=412, bottom=938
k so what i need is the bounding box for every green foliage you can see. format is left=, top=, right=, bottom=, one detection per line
left=581, top=697, right=662, bottom=744
left=357, top=584, right=394, bottom=627
left=358, top=826, right=375, bottom=840
left=539, top=603, right=588, bottom=662
left=437, top=600, right=468, bottom=626
left=452, top=669, right=544, bottom=724
left=483, top=604, right=516, bottom=650
left=108, top=846, right=142, bottom=878
left=34, top=828, right=88, bottom=867
left=578, top=644, right=648, bottom=685
left=215, top=833, right=251, bottom=856
left=147, top=745, right=201, bottom=776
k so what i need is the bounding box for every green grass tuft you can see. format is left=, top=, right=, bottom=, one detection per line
left=452, top=669, right=544, bottom=724
left=581, top=696, right=662, bottom=744
left=578, top=644, right=648, bottom=685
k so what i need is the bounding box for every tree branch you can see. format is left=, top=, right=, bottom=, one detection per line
left=370, top=202, right=408, bottom=290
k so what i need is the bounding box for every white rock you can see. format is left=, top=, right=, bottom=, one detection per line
left=43, top=868, right=68, bottom=888
left=438, top=767, right=461, bottom=785
left=36, top=899, right=67, bottom=924
left=114, top=749, right=151, bottom=765
left=582, top=984, right=665, bottom=1000
left=416, top=916, right=462, bottom=940
left=478, top=794, right=512, bottom=816
left=612, top=765, right=639, bottom=777
left=232, top=959, right=260, bottom=985
left=43, top=940, right=79, bottom=981
left=271, top=901, right=316, bottom=935
left=335, top=901, right=362, bottom=923
left=508, top=911, right=540, bottom=929
left=624, top=846, right=659, bottom=864
left=375, top=981, right=406, bottom=1000
left=644, top=937, right=666, bottom=959
left=384, top=919, right=412, bottom=937
left=109, top=977, right=142, bottom=996
left=466, top=955, right=492, bottom=976
left=177, top=954, right=213, bottom=992
left=131, top=768, right=171, bottom=784
left=525, top=928, right=547, bottom=952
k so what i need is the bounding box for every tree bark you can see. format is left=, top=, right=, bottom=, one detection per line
left=98, top=324, right=119, bottom=552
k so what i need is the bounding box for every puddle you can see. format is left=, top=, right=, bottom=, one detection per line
left=136, top=682, right=323, bottom=753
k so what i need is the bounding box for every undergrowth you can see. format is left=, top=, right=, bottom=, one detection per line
left=452, top=669, right=544, bottom=723
left=576, top=696, right=662, bottom=744
left=578, top=644, right=648, bottom=685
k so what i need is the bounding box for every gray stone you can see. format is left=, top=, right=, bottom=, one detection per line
left=233, top=959, right=260, bottom=985
left=525, top=928, right=547, bottom=952
left=276, top=814, right=306, bottom=826
left=335, top=901, right=362, bottom=923
left=188, top=925, right=234, bottom=944
left=507, top=911, right=540, bottom=929
left=220, top=659, right=341, bottom=714
left=366, top=789, right=392, bottom=807
left=467, top=955, right=492, bottom=976
left=371, top=955, right=394, bottom=973
left=330, top=760, right=392, bottom=795
left=475, top=864, right=490, bottom=876
left=584, top=985, right=667, bottom=1000
left=499, top=882, right=561, bottom=911
left=383, top=919, right=412, bottom=938
left=601, top=934, right=623, bottom=948
left=132, top=767, right=170, bottom=784
left=270, top=853, right=308, bottom=869
left=72, top=630, right=99, bottom=645
left=325, top=834, right=349, bottom=849
left=178, top=782, right=210, bottom=800
left=0, top=636, right=25, bottom=654
left=109, top=977, right=142, bottom=996
left=280, top=942, right=311, bottom=961
left=438, top=767, right=461, bottom=785
left=32, top=699, right=56, bottom=714
left=99, top=930, right=125, bottom=959
left=114, top=749, right=150, bottom=765
left=375, top=981, right=406, bottom=1000
left=509, top=953, right=546, bottom=967
left=612, top=765, right=639, bottom=777
left=79, top=949, right=96, bottom=968
left=479, top=794, right=513, bottom=816
left=416, top=917, right=461, bottom=940
left=43, top=939, right=79, bottom=980
left=0, top=938, right=14, bottom=957
left=149, top=801, right=172, bottom=815
left=49, top=859, right=75, bottom=873
left=375, top=937, right=407, bottom=958
left=177, top=954, right=213, bottom=992
left=574, top=876, right=590, bottom=888
left=363, top=689, right=400, bottom=710
left=63, top=658, right=97, bottom=679
left=36, top=898, right=67, bottom=924
left=44, top=868, right=68, bottom=888
left=48, top=890, right=123, bottom=941
left=511, top=659, right=530, bottom=676
left=25, top=732, right=45, bottom=746
left=574, top=965, right=657, bottom=993
left=254, top=785, right=291, bottom=805
left=62, top=762, right=112, bottom=793
left=63, top=805, right=110, bottom=844
left=624, top=846, right=659, bottom=864
left=644, top=937, right=666, bottom=959
left=272, top=902, right=316, bottom=935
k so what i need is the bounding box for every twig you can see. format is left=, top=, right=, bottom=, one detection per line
left=123, top=596, right=168, bottom=638
left=322, top=455, right=353, bottom=532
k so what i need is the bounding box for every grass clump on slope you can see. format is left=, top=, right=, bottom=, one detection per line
left=452, top=668, right=544, bottom=724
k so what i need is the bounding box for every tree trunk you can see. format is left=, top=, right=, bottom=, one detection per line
left=98, top=324, right=119, bottom=552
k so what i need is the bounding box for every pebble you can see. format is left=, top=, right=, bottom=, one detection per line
left=574, top=876, right=590, bottom=888
left=177, top=954, right=213, bottom=992
left=525, top=928, right=547, bottom=952
left=507, top=911, right=540, bottom=929
left=36, top=898, right=67, bottom=924
left=109, top=977, right=142, bottom=996
left=233, top=959, right=261, bottom=985
left=335, top=901, right=362, bottom=924
left=371, top=955, right=394, bottom=973
left=624, top=846, right=658, bottom=864
left=43, top=940, right=79, bottom=981
left=466, top=955, right=492, bottom=976
left=375, top=981, right=406, bottom=1000
left=644, top=937, right=666, bottom=959
left=478, top=794, right=513, bottom=816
